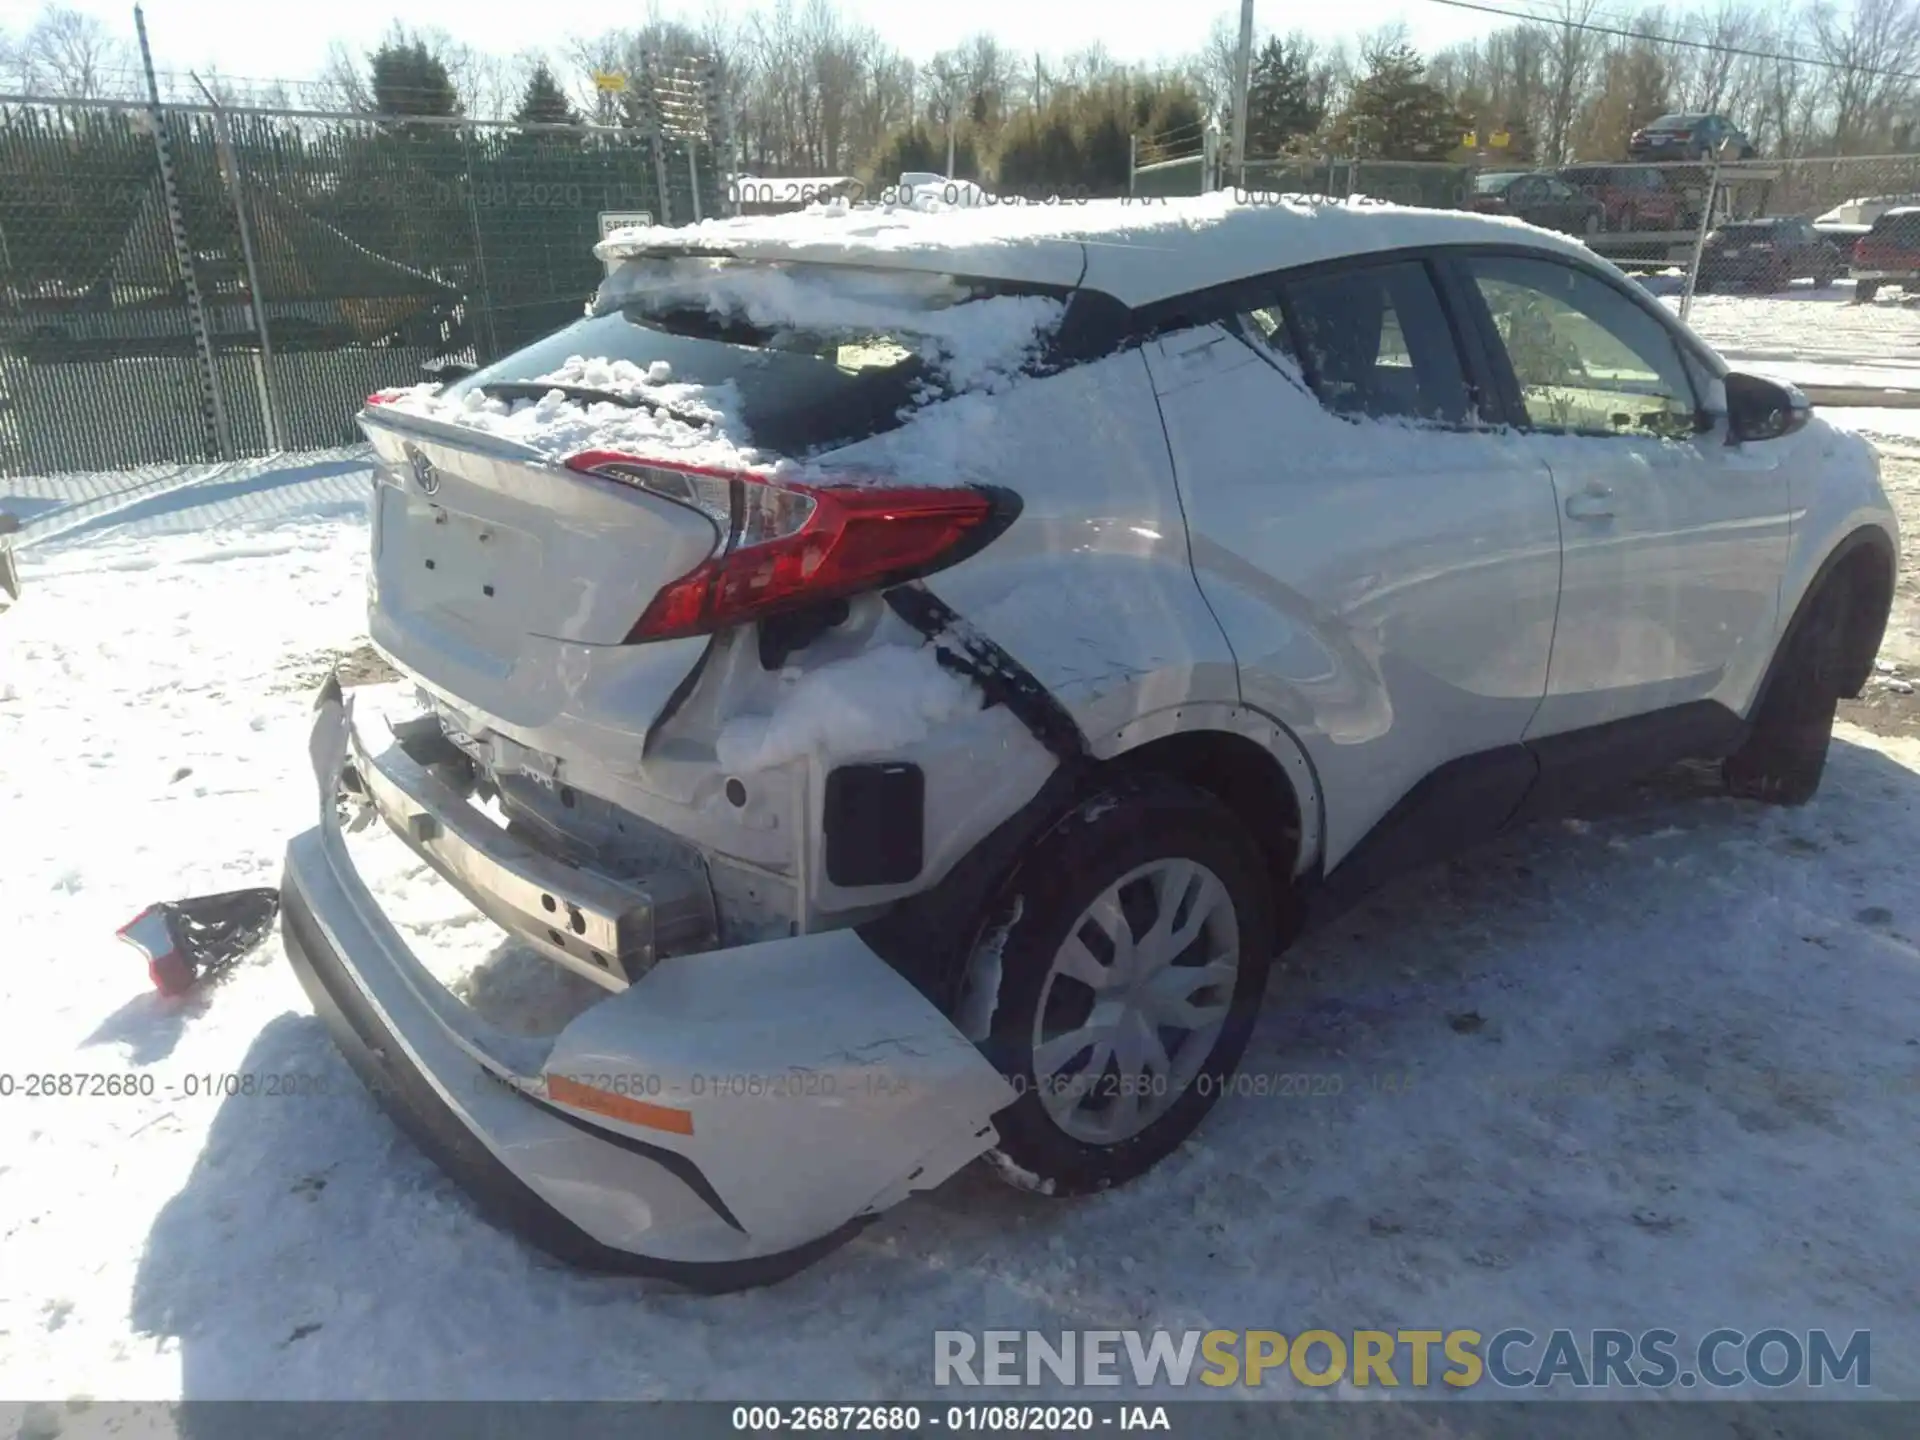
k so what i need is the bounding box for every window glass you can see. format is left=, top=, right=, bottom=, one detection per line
left=1270, top=261, right=1472, bottom=425
left=1467, top=254, right=1700, bottom=438
left=449, top=259, right=1069, bottom=457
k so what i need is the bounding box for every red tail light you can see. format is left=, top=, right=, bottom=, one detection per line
left=1853, top=237, right=1870, bottom=261
left=364, top=389, right=405, bottom=406
left=564, top=451, right=1008, bottom=642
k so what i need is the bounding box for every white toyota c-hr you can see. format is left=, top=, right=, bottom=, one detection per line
left=280, top=191, right=1898, bottom=1289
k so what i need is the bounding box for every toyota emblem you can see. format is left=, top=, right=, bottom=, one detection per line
left=406, top=446, right=441, bottom=495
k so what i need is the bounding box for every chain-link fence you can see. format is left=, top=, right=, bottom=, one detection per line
left=0, top=97, right=728, bottom=476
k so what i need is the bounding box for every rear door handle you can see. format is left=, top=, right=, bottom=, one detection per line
left=1565, top=487, right=1614, bottom=520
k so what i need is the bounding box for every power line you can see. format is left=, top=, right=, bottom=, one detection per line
left=1423, top=0, right=1920, bottom=88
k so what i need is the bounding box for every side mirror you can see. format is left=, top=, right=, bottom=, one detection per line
left=1724, top=371, right=1811, bottom=444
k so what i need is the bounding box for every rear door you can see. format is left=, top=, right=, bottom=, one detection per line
left=1144, top=255, right=1564, bottom=868
left=1448, top=249, right=1791, bottom=738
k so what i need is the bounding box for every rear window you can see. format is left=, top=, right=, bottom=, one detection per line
left=1649, top=115, right=1701, bottom=130
left=443, top=258, right=1071, bottom=457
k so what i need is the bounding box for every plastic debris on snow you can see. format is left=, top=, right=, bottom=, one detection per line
left=116, top=888, right=282, bottom=996
left=714, top=644, right=977, bottom=773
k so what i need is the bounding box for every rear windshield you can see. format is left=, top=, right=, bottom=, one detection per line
left=1717, top=223, right=1781, bottom=239
left=443, top=258, right=1071, bottom=457
left=1649, top=115, right=1701, bottom=129
left=1474, top=173, right=1522, bottom=194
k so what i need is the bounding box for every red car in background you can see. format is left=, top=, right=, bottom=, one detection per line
left=1558, top=164, right=1689, bottom=231
left=1852, top=208, right=1920, bottom=302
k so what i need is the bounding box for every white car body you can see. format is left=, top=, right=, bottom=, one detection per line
left=281, top=192, right=1898, bottom=1289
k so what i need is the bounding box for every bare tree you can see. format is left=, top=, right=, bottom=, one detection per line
left=316, top=40, right=373, bottom=111
left=1540, top=0, right=1601, bottom=164
left=1811, top=0, right=1920, bottom=153
left=22, top=5, right=130, bottom=99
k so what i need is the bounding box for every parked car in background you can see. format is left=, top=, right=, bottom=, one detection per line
left=1559, top=164, right=1688, bottom=231
left=288, top=194, right=1896, bottom=1288
left=1852, top=207, right=1920, bottom=301
left=1628, top=113, right=1758, bottom=162
left=1697, top=217, right=1847, bottom=292
left=1470, top=171, right=1606, bottom=236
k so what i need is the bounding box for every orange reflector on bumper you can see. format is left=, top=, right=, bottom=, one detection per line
left=546, top=1074, right=695, bottom=1136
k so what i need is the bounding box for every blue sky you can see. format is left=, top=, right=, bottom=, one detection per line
left=1, top=0, right=1495, bottom=81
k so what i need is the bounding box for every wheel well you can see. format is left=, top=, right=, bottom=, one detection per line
left=1106, top=730, right=1306, bottom=893
left=1824, top=537, right=1896, bottom=697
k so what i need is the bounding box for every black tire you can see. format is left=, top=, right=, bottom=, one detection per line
left=1725, top=582, right=1851, bottom=806
left=968, top=775, right=1275, bottom=1197
left=1858, top=280, right=1880, bottom=303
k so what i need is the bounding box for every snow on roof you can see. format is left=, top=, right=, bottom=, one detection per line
left=595, top=190, right=1597, bottom=310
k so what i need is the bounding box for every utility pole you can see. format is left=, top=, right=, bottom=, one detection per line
left=1230, top=0, right=1255, bottom=189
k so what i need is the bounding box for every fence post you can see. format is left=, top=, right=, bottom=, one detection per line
left=1679, top=157, right=1723, bottom=325
left=459, top=127, right=501, bottom=361
left=651, top=129, right=674, bottom=227
left=688, top=142, right=702, bottom=223
left=1128, top=134, right=1137, bottom=198
left=198, top=84, right=282, bottom=452
left=135, top=6, right=231, bottom=462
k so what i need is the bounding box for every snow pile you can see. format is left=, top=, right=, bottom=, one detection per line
left=714, top=643, right=977, bottom=772
left=534, top=355, right=675, bottom=393
left=382, top=376, right=760, bottom=470
left=596, top=190, right=1595, bottom=307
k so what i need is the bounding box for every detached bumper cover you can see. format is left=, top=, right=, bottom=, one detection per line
left=281, top=680, right=1017, bottom=1288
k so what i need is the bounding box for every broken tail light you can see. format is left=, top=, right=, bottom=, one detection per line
left=563, top=451, right=1013, bottom=642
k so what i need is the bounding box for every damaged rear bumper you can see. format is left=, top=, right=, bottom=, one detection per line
left=280, top=678, right=1017, bottom=1289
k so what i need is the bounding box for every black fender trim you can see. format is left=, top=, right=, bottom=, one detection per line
left=866, top=583, right=1096, bottom=1011
left=1753, top=525, right=1897, bottom=710
left=883, top=584, right=1090, bottom=764
left=279, top=875, right=865, bottom=1291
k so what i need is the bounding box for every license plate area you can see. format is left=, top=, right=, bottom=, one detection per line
left=381, top=487, right=541, bottom=632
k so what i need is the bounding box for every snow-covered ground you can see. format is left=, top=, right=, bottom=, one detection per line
left=1666, top=282, right=1920, bottom=395
left=6, top=436, right=1920, bottom=1404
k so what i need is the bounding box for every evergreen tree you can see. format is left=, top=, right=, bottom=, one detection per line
left=1334, top=45, right=1466, bottom=161
left=369, top=32, right=461, bottom=118
left=1245, top=37, right=1326, bottom=157
left=866, top=121, right=980, bottom=184
left=515, top=63, right=579, bottom=128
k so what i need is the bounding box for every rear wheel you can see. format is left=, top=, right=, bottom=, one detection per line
left=969, top=776, right=1275, bottom=1197
left=1858, top=280, right=1880, bottom=303
left=1725, top=582, right=1851, bottom=806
